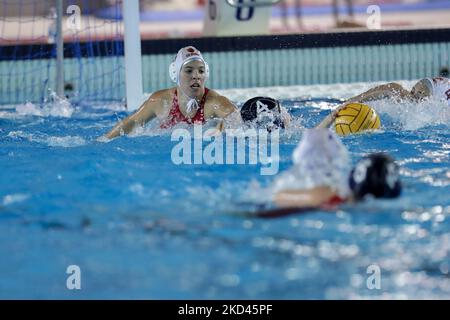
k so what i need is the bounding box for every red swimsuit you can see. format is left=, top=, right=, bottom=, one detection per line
left=320, top=195, right=346, bottom=210
left=160, top=88, right=209, bottom=129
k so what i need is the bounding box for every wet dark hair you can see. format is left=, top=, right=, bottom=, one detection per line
left=240, top=96, right=285, bottom=131
left=349, top=153, right=402, bottom=200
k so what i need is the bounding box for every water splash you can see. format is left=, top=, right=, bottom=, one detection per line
left=14, top=94, right=74, bottom=118
left=371, top=98, right=450, bottom=131
left=2, top=193, right=30, bottom=206
left=7, top=130, right=86, bottom=148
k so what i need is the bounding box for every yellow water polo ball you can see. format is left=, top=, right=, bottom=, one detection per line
left=334, top=103, right=381, bottom=136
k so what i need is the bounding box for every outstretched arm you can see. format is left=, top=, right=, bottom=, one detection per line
left=316, top=83, right=414, bottom=129
left=210, top=95, right=238, bottom=120
left=207, top=94, right=240, bottom=133
left=274, top=186, right=337, bottom=208
left=315, top=103, right=350, bottom=129
left=105, top=94, right=160, bottom=139
left=316, top=108, right=340, bottom=129
left=345, top=82, right=413, bottom=104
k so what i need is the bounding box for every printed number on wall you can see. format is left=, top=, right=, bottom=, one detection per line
left=235, top=0, right=255, bottom=21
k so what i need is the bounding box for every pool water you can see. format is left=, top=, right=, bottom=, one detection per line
left=0, top=81, right=449, bottom=299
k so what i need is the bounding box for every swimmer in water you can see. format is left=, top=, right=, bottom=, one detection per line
left=240, top=96, right=291, bottom=131
left=316, top=77, right=450, bottom=129
left=255, top=129, right=401, bottom=217
left=344, top=77, right=450, bottom=106
left=105, top=46, right=239, bottom=139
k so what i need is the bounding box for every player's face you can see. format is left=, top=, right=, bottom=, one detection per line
left=179, top=60, right=206, bottom=97
left=411, top=80, right=431, bottom=100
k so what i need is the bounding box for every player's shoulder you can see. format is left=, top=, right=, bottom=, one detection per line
left=151, top=88, right=174, bottom=99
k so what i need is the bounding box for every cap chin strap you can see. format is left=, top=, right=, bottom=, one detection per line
left=178, top=86, right=201, bottom=114
left=186, top=98, right=199, bottom=114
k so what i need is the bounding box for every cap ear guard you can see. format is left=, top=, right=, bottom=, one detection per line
left=204, top=61, right=210, bottom=80
left=199, top=60, right=210, bottom=82
left=169, top=61, right=177, bottom=83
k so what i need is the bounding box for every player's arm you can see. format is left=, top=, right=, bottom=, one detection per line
left=105, top=92, right=164, bottom=139
left=207, top=93, right=240, bottom=133
left=345, top=83, right=413, bottom=103
left=210, top=94, right=238, bottom=119
left=273, top=186, right=337, bottom=208
left=315, top=103, right=350, bottom=129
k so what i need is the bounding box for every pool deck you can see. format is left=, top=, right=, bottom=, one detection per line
left=121, top=0, right=450, bottom=39
left=1, top=1, right=450, bottom=44
left=138, top=7, right=450, bottom=40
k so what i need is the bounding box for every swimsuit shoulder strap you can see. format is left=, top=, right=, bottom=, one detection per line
left=200, top=88, right=209, bottom=108
left=171, top=88, right=180, bottom=112
left=193, top=88, right=209, bottom=122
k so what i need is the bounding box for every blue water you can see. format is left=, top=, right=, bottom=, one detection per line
left=0, top=94, right=449, bottom=299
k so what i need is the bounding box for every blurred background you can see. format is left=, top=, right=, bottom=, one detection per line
left=1, top=0, right=449, bottom=105
left=1, top=0, right=450, bottom=43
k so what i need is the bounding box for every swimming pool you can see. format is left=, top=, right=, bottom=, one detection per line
left=1, top=81, right=449, bottom=299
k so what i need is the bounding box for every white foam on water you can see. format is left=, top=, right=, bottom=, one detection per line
left=14, top=93, right=75, bottom=118
left=0, top=92, right=75, bottom=119
left=2, top=193, right=30, bottom=206
left=88, top=102, right=126, bottom=112
left=129, top=183, right=145, bottom=196
left=7, top=130, right=32, bottom=140
left=370, top=98, right=450, bottom=131
left=45, top=136, right=87, bottom=147
left=7, top=130, right=87, bottom=147
left=15, top=102, right=45, bottom=116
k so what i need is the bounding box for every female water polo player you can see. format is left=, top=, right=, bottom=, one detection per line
left=254, top=129, right=401, bottom=217
left=344, top=77, right=450, bottom=105
left=315, top=77, right=450, bottom=130
left=105, top=46, right=238, bottom=139
left=274, top=153, right=401, bottom=209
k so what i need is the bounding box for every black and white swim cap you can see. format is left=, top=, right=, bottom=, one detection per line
left=349, top=153, right=402, bottom=199
left=240, top=97, right=284, bottom=131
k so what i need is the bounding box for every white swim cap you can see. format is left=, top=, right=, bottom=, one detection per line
left=422, top=77, right=434, bottom=93
left=292, top=128, right=347, bottom=165
left=273, top=128, right=351, bottom=197
left=169, top=46, right=210, bottom=85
